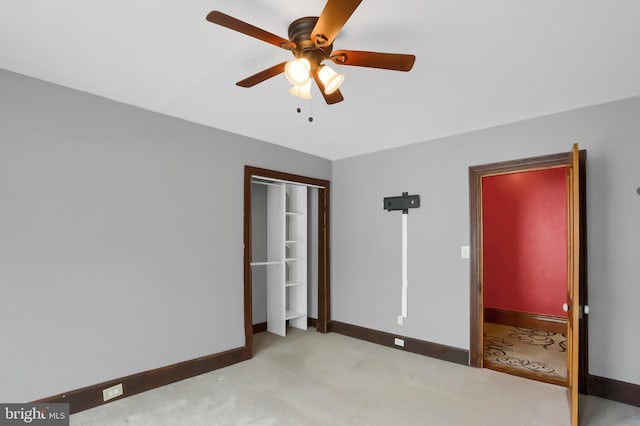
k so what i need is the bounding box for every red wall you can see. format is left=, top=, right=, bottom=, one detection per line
left=482, top=167, right=567, bottom=317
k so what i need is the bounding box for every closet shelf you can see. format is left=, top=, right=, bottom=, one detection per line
left=250, top=260, right=282, bottom=266
left=285, top=310, right=305, bottom=320
left=261, top=182, right=307, bottom=337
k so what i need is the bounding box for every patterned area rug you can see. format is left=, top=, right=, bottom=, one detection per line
left=484, top=322, right=567, bottom=380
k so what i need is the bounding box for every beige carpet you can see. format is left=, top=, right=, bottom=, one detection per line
left=70, top=327, right=640, bottom=425
left=484, top=322, right=567, bottom=380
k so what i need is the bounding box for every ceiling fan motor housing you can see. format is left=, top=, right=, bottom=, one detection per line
left=288, top=17, right=332, bottom=66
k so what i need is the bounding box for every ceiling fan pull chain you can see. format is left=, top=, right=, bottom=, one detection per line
left=295, top=86, right=302, bottom=114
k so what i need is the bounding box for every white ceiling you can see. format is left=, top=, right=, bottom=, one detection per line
left=1, top=1, right=639, bottom=160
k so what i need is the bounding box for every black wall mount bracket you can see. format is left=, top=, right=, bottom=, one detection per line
left=384, top=192, right=420, bottom=214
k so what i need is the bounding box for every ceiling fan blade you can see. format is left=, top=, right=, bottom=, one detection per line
left=236, top=62, right=287, bottom=88
left=206, top=11, right=295, bottom=50
left=312, top=70, right=344, bottom=105
left=330, top=50, right=416, bottom=71
left=311, top=0, right=362, bottom=48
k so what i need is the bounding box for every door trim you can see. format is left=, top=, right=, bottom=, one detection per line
left=468, top=151, right=588, bottom=388
left=243, top=166, right=331, bottom=357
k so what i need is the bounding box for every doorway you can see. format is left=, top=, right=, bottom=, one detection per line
left=481, top=166, right=569, bottom=386
left=468, top=149, right=588, bottom=390
left=243, top=166, right=331, bottom=357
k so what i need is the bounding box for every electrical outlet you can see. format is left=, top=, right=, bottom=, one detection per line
left=394, top=338, right=405, bottom=347
left=102, top=383, right=123, bottom=401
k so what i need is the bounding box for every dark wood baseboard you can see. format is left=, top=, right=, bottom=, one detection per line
left=588, top=375, right=640, bottom=407
left=485, top=308, right=567, bottom=334
left=252, top=322, right=267, bottom=334
left=308, top=317, right=317, bottom=328
left=329, top=320, right=468, bottom=366
left=34, top=346, right=248, bottom=414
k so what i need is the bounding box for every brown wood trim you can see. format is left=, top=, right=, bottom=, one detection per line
left=469, top=164, right=482, bottom=367
left=317, top=185, right=330, bottom=333
left=252, top=322, right=267, bottom=334
left=244, top=166, right=331, bottom=355
left=308, top=317, right=318, bottom=328
left=469, top=152, right=571, bottom=176
left=34, top=347, right=247, bottom=414
left=588, top=375, right=640, bottom=407
left=484, top=308, right=567, bottom=334
left=330, top=321, right=469, bottom=366
left=245, top=166, right=330, bottom=189
left=578, top=150, right=589, bottom=394
left=243, top=167, right=253, bottom=358
left=485, top=361, right=568, bottom=387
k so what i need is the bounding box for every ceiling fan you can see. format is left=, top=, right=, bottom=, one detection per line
left=206, top=0, right=416, bottom=105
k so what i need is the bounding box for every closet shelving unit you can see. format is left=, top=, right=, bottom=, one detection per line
left=251, top=180, right=307, bottom=337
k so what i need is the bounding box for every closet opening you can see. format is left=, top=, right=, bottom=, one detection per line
left=243, top=166, right=330, bottom=357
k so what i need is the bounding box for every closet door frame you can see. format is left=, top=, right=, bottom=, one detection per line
left=243, top=165, right=331, bottom=357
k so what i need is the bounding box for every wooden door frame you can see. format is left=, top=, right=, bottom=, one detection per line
left=468, top=150, right=588, bottom=391
left=243, top=165, right=331, bottom=358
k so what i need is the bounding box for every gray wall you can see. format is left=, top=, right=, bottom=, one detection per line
left=251, top=183, right=268, bottom=324
left=331, top=96, right=640, bottom=386
left=3, top=65, right=639, bottom=402
left=0, top=69, right=331, bottom=402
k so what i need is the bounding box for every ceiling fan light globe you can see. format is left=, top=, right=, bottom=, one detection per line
left=289, top=81, right=312, bottom=99
left=285, top=58, right=311, bottom=86
left=318, top=65, right=344, bottom=95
